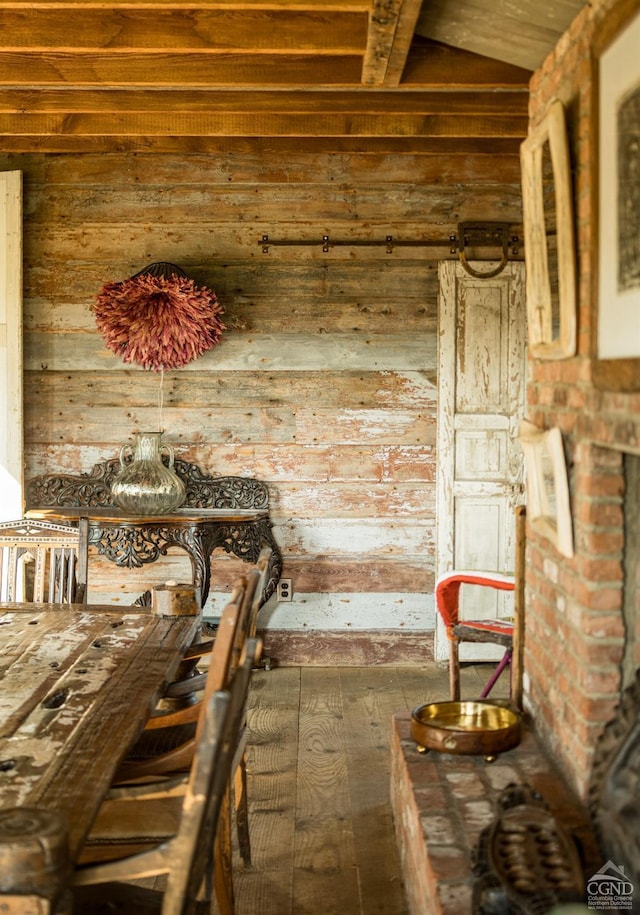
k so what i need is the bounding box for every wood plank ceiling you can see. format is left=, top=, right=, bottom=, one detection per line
left=0, top=0, right=586, bottom=155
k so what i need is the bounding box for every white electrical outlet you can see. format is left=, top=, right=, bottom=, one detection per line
left=277, top=578, right=293, bottom=601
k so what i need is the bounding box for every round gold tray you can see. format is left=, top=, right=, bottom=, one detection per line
left=410, top=700, right=521, bottom=761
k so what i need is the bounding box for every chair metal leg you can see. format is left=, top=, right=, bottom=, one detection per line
left=234, top=753, right=251, bottom=866
left=480, top=649, right=512, bottom=699
left=449, top=638, right=461, bottom=701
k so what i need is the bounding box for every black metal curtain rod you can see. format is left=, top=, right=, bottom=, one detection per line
left=260, top=233, right=457, bottom=254
left=258, top=223, right=522, bottom=278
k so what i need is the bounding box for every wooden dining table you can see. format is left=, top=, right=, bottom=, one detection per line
left=0, top=600, right=200, bottom=913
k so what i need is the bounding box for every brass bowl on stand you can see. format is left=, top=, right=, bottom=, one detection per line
left=411, top=700, right=521, bottom=762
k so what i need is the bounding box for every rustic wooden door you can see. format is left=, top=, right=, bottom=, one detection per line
left=0, top=170, right=22, bottom=519
left=435, top=260, right=526, bottom=661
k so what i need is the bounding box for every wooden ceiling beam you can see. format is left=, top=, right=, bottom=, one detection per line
left=0, top=47, right=530, bottom=89
left=0, top=1, right=372, bottom=6
left=0, top=53, right=365, bottom=85
left=0, top=2, right=534, bottom=159
left=0, top=134, right=524, bottom=156
left=362, top=0, right=423, bottom=87
left=0, top=8, right=369, bottom=51
left=0, top=88, right=529, bottom=116
left=0, top=111, right=528, bottom=136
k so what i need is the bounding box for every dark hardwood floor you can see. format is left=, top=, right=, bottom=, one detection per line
left=231, top=661, right=506, bottom=915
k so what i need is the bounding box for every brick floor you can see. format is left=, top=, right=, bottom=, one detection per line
left=390, top=710, right=602, bottom=915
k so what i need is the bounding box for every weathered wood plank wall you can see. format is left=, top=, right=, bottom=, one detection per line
left=2, top=150, right=522, bottom=649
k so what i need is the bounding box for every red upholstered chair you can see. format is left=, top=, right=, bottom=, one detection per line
left=435, top=570, right=516, bottom=701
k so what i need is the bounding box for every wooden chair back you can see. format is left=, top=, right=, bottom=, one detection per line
left=73, top=639, right=261, bottom=915
left=231, top=545, right=272, bottom=669
left=0, top=517, right=88, bottom=604
left=247, top=546, right=273, bottom=639
left=176, top=544, right=272, bottom=695
left=195, top=578, right=250, bottom=742
left=113, top=577, right=249, bottom=780
left=168, top=640, right=259, bottom=913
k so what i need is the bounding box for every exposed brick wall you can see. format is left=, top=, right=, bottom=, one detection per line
left=525, top=0, right=640, bottom=798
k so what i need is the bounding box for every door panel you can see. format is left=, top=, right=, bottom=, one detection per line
left=0, top=170, right=22, bottom=519
left=436, top=260, right=526, bottom=660
left=454, top=427, right=509, bottom=481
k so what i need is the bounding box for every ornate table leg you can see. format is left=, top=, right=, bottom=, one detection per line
left=170, top=525, right=223, bottom=608
left=172, top=521, right=282, bottom=605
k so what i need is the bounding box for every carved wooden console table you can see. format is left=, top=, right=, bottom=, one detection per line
left=26, top=458, right=282, bottom=606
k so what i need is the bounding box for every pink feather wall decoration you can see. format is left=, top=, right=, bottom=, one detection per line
left=94, top=263, right=224, bottom=371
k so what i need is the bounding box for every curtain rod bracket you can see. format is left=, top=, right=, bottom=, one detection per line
left=456, top=222, right=517, bottom=279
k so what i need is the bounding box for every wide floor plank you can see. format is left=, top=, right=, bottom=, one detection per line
left=293, top=667, right=360, bottom=913
left=233, top=666, right=300, bottom=915
left=232, top=661, right=508, bottom=914
left=339, top=668, right=418, bottom=915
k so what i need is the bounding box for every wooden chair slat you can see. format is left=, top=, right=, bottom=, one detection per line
left=73, top=640, right=260, bottom=915
left=100, top=547, right=271, bottom=915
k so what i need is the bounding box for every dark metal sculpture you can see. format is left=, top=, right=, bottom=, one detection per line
left=472, top=783, right=585, bottom=914
left=588, top=669, right=640, bottom=891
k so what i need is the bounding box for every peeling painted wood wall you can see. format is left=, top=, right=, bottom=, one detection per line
left=4, top=151, right=523, bottom=632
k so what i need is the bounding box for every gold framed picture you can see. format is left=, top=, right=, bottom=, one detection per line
left=592, top=0, right=640, bottom=390
left=520, top=98, right=577, bottom=360
left=518, top=420, right=574, bottom=558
